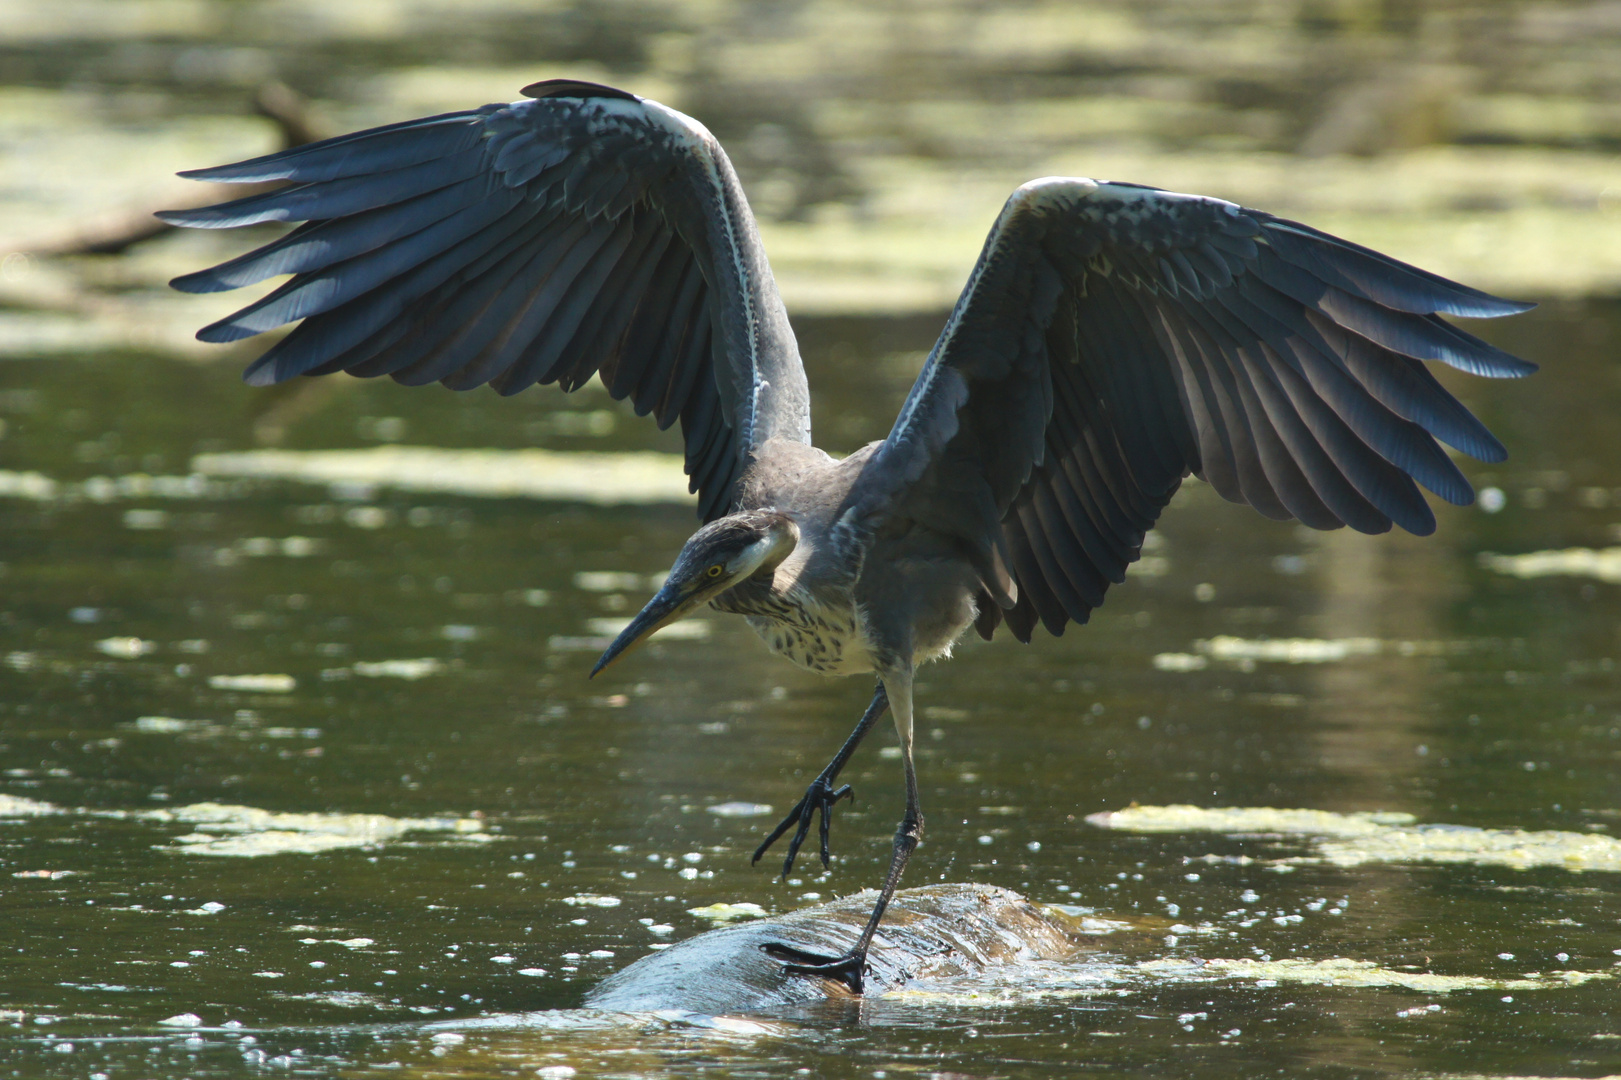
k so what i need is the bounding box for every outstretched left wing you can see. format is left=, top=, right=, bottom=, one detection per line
left=160, top=80, right=811, bottom=522
left=853, top=177, right=1534, bottom=642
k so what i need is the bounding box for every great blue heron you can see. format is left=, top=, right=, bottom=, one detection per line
left=163, top=79, right=1534, bottom=993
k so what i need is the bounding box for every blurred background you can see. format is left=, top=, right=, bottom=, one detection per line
left=3, top=0, right=1621, bottom=332
left=1, top=3, right=1620, bottom=1079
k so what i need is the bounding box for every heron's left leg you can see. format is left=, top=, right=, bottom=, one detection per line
left=753, top=681, right=889, bottom=877
left=763, top=667, right=920, bottom=995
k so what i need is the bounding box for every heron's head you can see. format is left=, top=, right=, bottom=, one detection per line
left=590, top=509, right=798, bottom=677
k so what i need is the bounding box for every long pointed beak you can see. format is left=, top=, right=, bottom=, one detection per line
left=590, top=581, right=700, bottom=678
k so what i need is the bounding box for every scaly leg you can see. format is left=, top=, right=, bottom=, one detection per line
left=753, top=682, right=889, bottom=877
left=764, top=668, right=921, bottom=995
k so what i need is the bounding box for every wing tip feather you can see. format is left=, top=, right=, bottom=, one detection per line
left=520, top=79, right=639, bottom=102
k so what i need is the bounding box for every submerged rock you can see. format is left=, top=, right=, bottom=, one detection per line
left=584, top=883, right=1089, bottom=1013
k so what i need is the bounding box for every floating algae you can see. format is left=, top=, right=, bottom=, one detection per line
left=0, top=794, right=60, bottom=817
left=1311, top=824, right=1621, bottom=872
left=351, top=658, right=446, bottom=680
left=1088, top=806, right=1416, bottom=837
left=584, top=617, right=711, bottom=641
left=141, top=802, right=488, bottom=857
left=1131, top=956, right=1612, bottom=993
left=0, top=796, right=486, bottom=856
left=190, top=447, right=693, bottom=505
left=1198, top=636, right=1383, bottom=664
left=0, top=450, right=693, bottom=509
left=686, top=902, right=771, bottom=923
left=1480, top=547, right=1621, bottom=584
left=0, top=469, right=233, bottom=503
left=206, top=673, right=296, bottom=693
left=1152, top=637, right=1465, bottom=670
left=885, top=951, right=1612, bottom=1009
left=1089, top=806, right=1621, bottom=873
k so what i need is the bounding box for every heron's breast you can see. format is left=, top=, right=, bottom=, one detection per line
left=719, top=589, right=873, bottom=677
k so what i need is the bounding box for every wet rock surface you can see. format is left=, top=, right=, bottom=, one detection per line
left=584, top=884, right=1087, bottom=1014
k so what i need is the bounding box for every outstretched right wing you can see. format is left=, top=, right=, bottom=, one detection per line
left=853, top=178, right=1534, bottom=641
left=161, top=80, right=812, bottom=522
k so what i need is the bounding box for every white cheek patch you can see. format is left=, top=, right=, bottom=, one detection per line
left=728, top=535, right=779, bottom=579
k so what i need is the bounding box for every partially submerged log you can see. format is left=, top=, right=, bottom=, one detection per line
left=585, top=883, right=1092, bottom=1014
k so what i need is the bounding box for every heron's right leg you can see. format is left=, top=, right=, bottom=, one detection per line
left=753, top=682, right=888, bottom=878
left=764, top=667, right=921, bottom=995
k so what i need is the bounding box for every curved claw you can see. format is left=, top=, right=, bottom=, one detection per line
left=751, top=776, right=853, bottom=878
left=761, top=941, right=867, bottom=996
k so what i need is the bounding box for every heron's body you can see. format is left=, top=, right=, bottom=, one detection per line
left=162, top=79, right=1537, bottom=994
left=715, top=439, right=982, bottom=678
left=720, top=567, right=876, bottom=678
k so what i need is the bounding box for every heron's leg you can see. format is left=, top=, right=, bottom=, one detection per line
left=753, top=681, right=888, bottom=877
left=764, top=669, right=921, bottom=996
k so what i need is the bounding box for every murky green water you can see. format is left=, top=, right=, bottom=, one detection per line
left=4, top=0, right=1621, bottom=1075
left=3, top=300, right=1620, bottom=1078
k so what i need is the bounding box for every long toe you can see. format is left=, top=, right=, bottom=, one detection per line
left=752, top=794, right=810, bottom=865
left=761, top=942, right=866, bottom=996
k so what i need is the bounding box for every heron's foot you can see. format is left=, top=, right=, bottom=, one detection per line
left=761, top=941, right=867, bottom=996
left=751, top=774, right=853, bottom=878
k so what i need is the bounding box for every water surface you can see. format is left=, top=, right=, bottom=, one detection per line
left=2, top=301, right=1619, bottom=1078
left=3, top=1, right=1621, bottom=1074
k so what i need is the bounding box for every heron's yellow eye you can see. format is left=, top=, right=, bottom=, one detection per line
left=706, top=564, right=725, bottom=578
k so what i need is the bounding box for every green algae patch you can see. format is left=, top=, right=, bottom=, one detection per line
left=687, top=902, right=771, bottom=924
left=1132, top=957, right=1614, bottom=993
left=0, top=794, right=486, bottom=855
left=1198, top=635, right=1383, bottom=663
left=0, top=794, right=63, bottom=817
left=190, top=447, right=694, bottom=506
left=1088, top=805, right=1417, bottom=837
left=1312, top=825, right=1621, bottom=873
left=885, top=955, right=1612, bottom=1008
left=1090, top=805, right=1621, bottom=874
left=1480, top=547, right=1621, bottom=585
left=142, top=801, right=488, bottom=857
